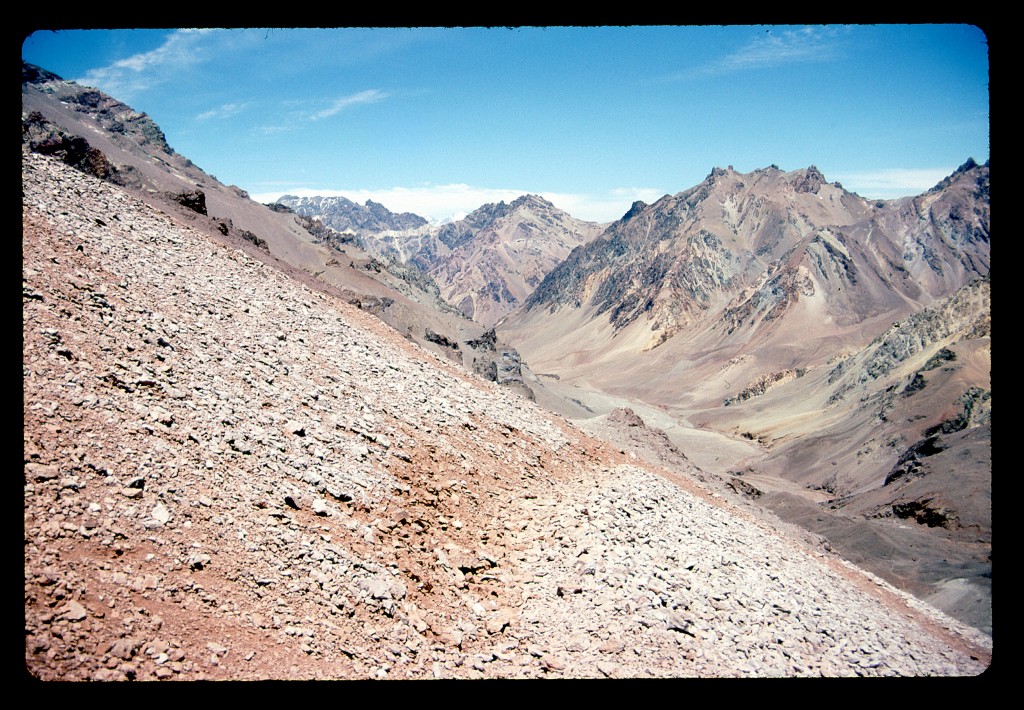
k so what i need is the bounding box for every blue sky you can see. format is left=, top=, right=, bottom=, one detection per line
left=22, top=26, right=989, bottom=223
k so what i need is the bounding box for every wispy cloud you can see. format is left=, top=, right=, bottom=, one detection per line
left=74, top=29, right=215, bottom=100
left=308, top=90, right=389, bottom=121
left=669, top=26, right=841, bottom=81
left=249, top=184, right=665, bottom=224
left=256, top=124, right=294, bottom=136
left=253, top=89, right=390, bottom=134
left=832, top=167, right=955, bottom=199
left=196, top=102, right=250, bottom=121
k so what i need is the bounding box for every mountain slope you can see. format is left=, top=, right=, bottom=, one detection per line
left=715, top=277, right=991, bottom=631
left=502, top=161, right=988, bottom=437
left=22, top=151, right=990, bottom=679
left=499, top=163, right=991, bottom=632
left=512, top=163, right=988, bottom=373
left=21, top=61, right=530, bottom=396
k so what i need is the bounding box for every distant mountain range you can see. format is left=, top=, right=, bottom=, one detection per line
left=275, top=194, right=429, bottom=234
left=277, top=192, right=608, bottom=328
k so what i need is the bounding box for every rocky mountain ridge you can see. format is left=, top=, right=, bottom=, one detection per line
left=275, top=194, right=429, bottom=235
left=521, top=162, right=988, bottom=348
left=22, top=61, right=175, bottom=158
left=281, top=192, right=608, bottom=328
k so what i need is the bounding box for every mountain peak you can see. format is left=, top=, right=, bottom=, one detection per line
left=509, top=194, right=555, bottom=211
left=22, top=61, right=64, bottom=85
left=277, top=195, right=427, bottom=234
left=927, top=157, right=989, bottom=195
left=622, top=200, right=648, bottom=220
left=957, top=157, right=979, bottom=173
left=792, top=164, right=826, bottom=194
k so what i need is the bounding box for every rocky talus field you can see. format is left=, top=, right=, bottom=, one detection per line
left=23, top=152, right=991, bottom=679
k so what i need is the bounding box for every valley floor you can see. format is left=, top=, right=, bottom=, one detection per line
left=523, top=367, right=993, bottom=637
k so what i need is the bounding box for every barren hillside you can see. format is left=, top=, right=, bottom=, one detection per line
left=500, top=162, right=992, bottom=633
left=23, top=151, right=990, bottom=679
left=21, top=60, right=531, bottom=401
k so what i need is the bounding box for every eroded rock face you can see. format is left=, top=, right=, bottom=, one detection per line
left=466, top=329, right=497, bottom=351
left=892, top=500, right=958, bottom=529
left=22, top=110, right=141, bottom=187
left=424, top=329, right=460, bottom=351
left=884, top=437, right=945, bottom=486
left=23, top=61, right=175, bottom=155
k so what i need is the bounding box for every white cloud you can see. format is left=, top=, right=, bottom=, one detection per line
left=671, top=26, right=841, bottom=81
left=309, top=90, right=389, bottom=120
left=832, top=167, right=954, bottom=199
left=256, top=124, right=294, bottom=136
left=542, top=188, right=667, bottom=223
left=196, top=102, right=250, bottom=121
left=249, top=183, right=665, bottom=223
left=74, top=29, right=215, bottom=101
left=719, top=27, right=837, bottom=72
left=256, top=90, right=389, bottom=128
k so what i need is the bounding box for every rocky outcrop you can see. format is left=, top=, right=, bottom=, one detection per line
left=466, top=329, right=532, bottom=396
left=170, top=189, right=207, bottom=216
left=884, top=436, right=946, bottom=486
left=826, top=277, right=990, bottom=403
left=466, top=329, right=497, bottom=351
left=891, top=499, right=958, bottom=529
left=238, top=229, right=269, bottom=252
left=22, top=62, right=174, bottom=156
left=424, top=329, right=460, bottom=351
left=727, top=477, right=764, bottom=499
left=22, top=110, right=141, bottom=187
left=792, top=165, right=825, bottom=194
left=724, top=368, right=804, bottom=406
